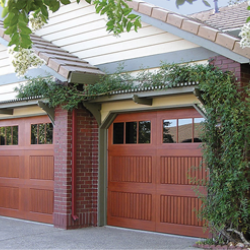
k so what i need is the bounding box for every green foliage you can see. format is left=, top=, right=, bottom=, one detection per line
left=92, top=0, right=141, bottom=34
left=1, top=0, right=215, bottom=51
left=15, top=63, right=221, bottom=111
left=1, top=0, right=141, bottom=51
left=15, top=62, right=250, bottom=244
left=197, top=68, right=250, bottom=244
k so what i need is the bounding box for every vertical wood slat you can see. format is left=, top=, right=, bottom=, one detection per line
left=110, top=156, right=152, bottom=183
left=160, top=156, right=205, bottom=185
left=108, top=108, right=206, bottom=237
left=0, top=116, right=54, bottom=224
left=30, top=156, right=54, bottom=180
left=0, top=186, right=19, bottom=209
left=160, top=195, right=203, bottom=226
left=110, top=191, right=152, bottom=221
left=29, top=189, right=53, bottom=214
left=0, top=156, right=19, bottom=178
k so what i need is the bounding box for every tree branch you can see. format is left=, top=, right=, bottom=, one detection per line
left=227, top=228, right=250, bottom=245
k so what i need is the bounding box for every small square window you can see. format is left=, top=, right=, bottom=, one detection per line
left=139, top=121, right=151, bottom=143
left=163, top=119, right=177, bottom=143
left=0, top=126, right=18, bottom=145
left=31, top=123, right=53, bottom=144
left=126, top=122, right=137, bottom=144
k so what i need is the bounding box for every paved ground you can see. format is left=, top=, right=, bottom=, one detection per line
left=0, top=216, right=199, bottom=249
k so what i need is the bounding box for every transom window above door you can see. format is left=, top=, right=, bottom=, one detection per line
left=163, top=117, right=204, bottom=143
left=113, top=121, right=151, bottom=144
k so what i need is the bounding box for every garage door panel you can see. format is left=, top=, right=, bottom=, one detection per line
left=0, top=155, right=20, bottom=178
left=156, top=223, right=208, bottom=238
left=29, top=189, right=53, bottom=214
left=0, top=186, right=19, bottom=209
left=109, top=191, right=153, bottom=221
left=108, top=216, right=156, bottom=231
left=26, top=211, right=53, bottom=223
left=109, top=155, right=153, bottom=183
left=159, top=156, right=205, bottom=185
left=157, top=195, right=203, bottom=226
left=157, top=184, right=198, bottom=197
left=108, top=109, right=206, bottom=237
left=0, top=116, right=54, bottom=224
left=29, top=155, right=54, bottom=180
left=109, top=182, right=156, bottom=193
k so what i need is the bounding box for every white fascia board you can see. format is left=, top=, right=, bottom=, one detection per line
left=134, top=11, right=249, bottom=64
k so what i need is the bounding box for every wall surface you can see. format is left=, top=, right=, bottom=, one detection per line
left=53, top=106, right=98, bottom=229
left=35, top=1, right=200, bottom=67
left=0, top=106, right=46, bottom=120
left=101, top=93, right=199, bottom=122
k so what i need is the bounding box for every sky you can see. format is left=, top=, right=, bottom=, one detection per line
left=146, top=0, right=233, bottom=14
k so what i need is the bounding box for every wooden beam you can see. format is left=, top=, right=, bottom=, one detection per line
left=0, top=109, right=13, bottom=115
left=38, top=101, right=55, bottom=125
left=133, top=94, right=152, bottom=106
left=82, top=102, right=101, bottom=126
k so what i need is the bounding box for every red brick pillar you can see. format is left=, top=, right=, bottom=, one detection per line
left=209, top=55, right=250, bottom=88
left=53, top=106, right=98, bottom=229
left=209, top=55, right=241, bottom=81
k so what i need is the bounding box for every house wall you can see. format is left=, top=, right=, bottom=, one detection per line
left=209, top=55, right=250, bottom=86
left=0, top=44, right=14, bottom=75
left=35, top=1, right=200, bottom=67
left=53, top=106, right=98, bottom=229
left=101, top=93, right=199, bottom=122
left=0, top=106, right=46, bottom=120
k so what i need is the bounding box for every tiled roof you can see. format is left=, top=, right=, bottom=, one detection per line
left=0, top=20, right=104, bottom=82
left=189, top=1, right=249, bottom=31
left=127, top=1, right=250, bottom=59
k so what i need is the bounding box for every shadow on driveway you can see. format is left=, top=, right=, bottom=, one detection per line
left=0, top=216, right=199, bottom=249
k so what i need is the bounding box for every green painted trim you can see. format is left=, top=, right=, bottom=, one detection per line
left=193, top=104, right=207, bottom=118
left=38, top=101, right=55, bottom=125
left=69, top=72, right=103, bottom=84
left=100, top=113, right=117, bottom=129
left=0, top=100, right=41, bottom=109
left=82, top=102, right=101, bottom=126
left=89, top=86, right=195, bottom=104
left=133, top=95, right=152, bottom=106
left=98, top=128, right=107, bottom=226
left=98, top=113, right=117, bottom=226
left=97, top=103, right=200, bottom=226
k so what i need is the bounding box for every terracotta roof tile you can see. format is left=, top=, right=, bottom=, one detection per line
left=0, top=21, right=104, bottom=83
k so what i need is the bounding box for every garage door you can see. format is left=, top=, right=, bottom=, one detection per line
left=0, top=116, right=54, bottom=223
left=107, top=108, right=208, bottom=238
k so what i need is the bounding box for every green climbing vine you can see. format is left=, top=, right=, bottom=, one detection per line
left=15, top=62, right=250, bottom=244
left=197, top=67, right=250, bottom=246
left=15, top=62, right=223, bottom=110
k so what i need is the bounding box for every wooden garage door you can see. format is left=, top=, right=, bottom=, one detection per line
left=108, top=108, right=208, bottom=238
left=0, top=116, right=54, bottom=223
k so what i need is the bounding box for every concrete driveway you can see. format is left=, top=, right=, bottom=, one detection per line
left=0, top=216, right=199, bottom=249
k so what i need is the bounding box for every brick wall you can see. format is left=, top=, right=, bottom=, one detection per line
left=53, top=106, right=98, bottom=229
left=209, top=55, right=250, bottom=86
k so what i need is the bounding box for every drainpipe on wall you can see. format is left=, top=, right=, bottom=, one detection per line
left=72, top=108, right=78, bottom=221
